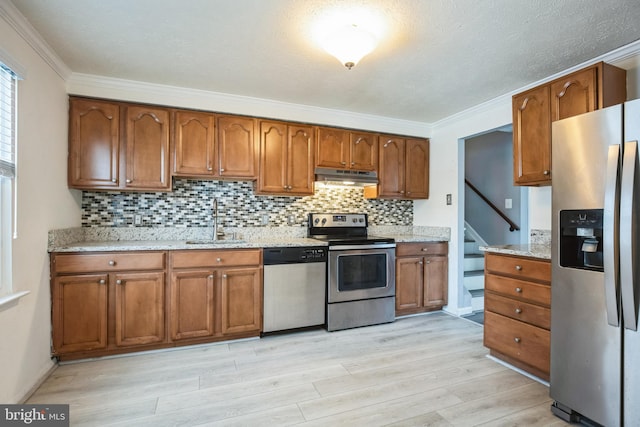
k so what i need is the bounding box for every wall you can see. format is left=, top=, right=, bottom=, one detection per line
left=82, top=180, right=413, bottom=227
left=465, top=131, right=522, bottom=245
left=415, top=42, right=640, bottom=315
left=0, top=7, right=81, bottom=403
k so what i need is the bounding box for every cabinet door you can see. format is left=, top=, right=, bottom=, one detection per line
left=423, top=256, right=448, bottom=307
left=378, top=136, right=405, bottom=198
left=405, top=138, right=429, bottom=199
left=257, top=121, right=288, bottom=193
left=217, top=116, right=256, bottom=178
left=316, top=127, right=348, bottom=168
left=288, top=125, right=315, bottom=195
left=68, top=98, right=120, bottom=189
left=52, top=274, right=108, bottom=354
left=173, top=110, right=216, bottom=176
left=114, top=271, right=166, bottom=347
left=550, top=67, right=597, bottom=122
left=220, top=267, right=262, bottom=335
left=350, top=132, right=378, bottom=171
left=396, top=256, right=424, bottom=312
left=125, top=105, right=171, bottom=190
left=513, top=86, right=551, bottom=185
left=170, top=270, right=217, bottom=341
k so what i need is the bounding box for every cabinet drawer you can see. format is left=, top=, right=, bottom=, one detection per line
left=54, top=252, right=166, bottom=273
left=485, top=273, right=550, bottom=306
left=396, top=242, right=448, bottom=257
left=485, top=253, right=550, bottom=283
left=171, top=249, right=261, bottom=268
left=485, top=291, right=550, bottom=329
left=484, top=311, right=550, bottom=375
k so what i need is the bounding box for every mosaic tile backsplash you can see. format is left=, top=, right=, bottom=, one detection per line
left=82, top=179, right=413, bottom=228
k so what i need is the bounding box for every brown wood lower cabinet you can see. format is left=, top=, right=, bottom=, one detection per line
left=395, top=242, right=448, bottom=316
left=483, top=252, right=551, bottom=380
left=50, top=249, right=262, bottom=360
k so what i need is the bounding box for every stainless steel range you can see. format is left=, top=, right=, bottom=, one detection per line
left=308, top=213, right=396, bottom=331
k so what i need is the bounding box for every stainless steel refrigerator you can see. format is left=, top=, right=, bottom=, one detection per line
left=551, top=98, right=640, bottom=426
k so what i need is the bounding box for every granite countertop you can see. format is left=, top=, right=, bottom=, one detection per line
left=48, top=226, right=451, bottom=253
left=479, top=244, right=551, bottom=260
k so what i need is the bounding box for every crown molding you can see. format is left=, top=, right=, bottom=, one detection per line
left=432, top=38, right=640, bottom=130
left=0, top=0, right=71, bottom=80
left=67, top=72, right=431, bottom=137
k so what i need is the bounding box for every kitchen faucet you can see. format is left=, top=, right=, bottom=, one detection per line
left=212, top=198, right=219, bottom=241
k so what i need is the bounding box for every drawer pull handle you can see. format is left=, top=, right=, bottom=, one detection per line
left=515, top=287, right=522, bottom=293
left=514, top=337, right=521, bottom=343
left=216, top=258, right=222, bottom=262
left=108, top=260, right=116, bottom=266
left=116, top=279, right=122, bottom=285
left=515, top=308, right=522, bottom=314
left=99, top=279, right=106, bottom=285
left=515, top=265, right=522, bottom=271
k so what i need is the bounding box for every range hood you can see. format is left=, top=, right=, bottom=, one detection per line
left=314, top=167, right=378, bottom=186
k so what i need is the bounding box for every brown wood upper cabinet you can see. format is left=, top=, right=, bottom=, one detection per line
left=256, top=120, right=315, bottom=196
left=172, top=111, right=257, bottom=179
left=367, top=136, right=429, bottom=199
left=316, top=127, right=378, bottom=171
left=68, top=97, right=171, bottom=191
left=513, top=62, right=626, bottom=186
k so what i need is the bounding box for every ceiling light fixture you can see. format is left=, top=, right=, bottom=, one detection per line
left=321, top=24, right=377, bottom=70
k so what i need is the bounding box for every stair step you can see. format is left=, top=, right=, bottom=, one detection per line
left=463, top=273, right=484, bottom=291
left=464, top=253, right=484, bottom=259
left=464, top=269, right=484, bottom=277
left=469, top=289, right=484, bottom=297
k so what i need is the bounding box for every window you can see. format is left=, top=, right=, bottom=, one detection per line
left=0, top=63, right=17, bottom=298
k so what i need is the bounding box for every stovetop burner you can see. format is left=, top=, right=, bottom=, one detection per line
left=307, top=213, right=395, bottom=246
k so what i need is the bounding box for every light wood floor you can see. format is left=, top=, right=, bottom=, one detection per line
left=28, top=312, right=568, bottom=426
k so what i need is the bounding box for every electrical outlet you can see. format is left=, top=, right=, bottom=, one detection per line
left=505, top=198, right=513, bottom=209
left=134, top=214, right=142, bottom=225
left=446, top=194, right=452, bottom=205
left=287, top=215, right=295, bottom=225
left=261, top=213, right=269, bottom=226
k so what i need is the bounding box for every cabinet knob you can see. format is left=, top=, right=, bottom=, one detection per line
left=425, top=260, right=431, bottom=264
left=126, top=179, right=132, bottom=183
left=515, top=265, right=522, bottom=271
left=287, top=185, right=292, bottom=190
left=108, top=260, right=116, bottom=266
left=421, top=248, right=429, bottom=252
left=216, top=258, right=222, bottom=262
left=111, top=178, right=117, bottom=183
left=220, top=168, right=225, bottom=172
left=208, top=274, right=214, bottom=279
left=514, top=337, right=521, bottom=343
left=543, top=170, right=550, bottom=176
left=207, top=167, right=213, bottom=171
left=351, top=162, right=355, bottom=166
left=515, top=287, right=522, bottom=293
left=418, top=261, right=423, bottom=265
left=116, top=279, right=122, bottom=285
left=341, top=161, right=346, bottom=165
left=400, top=191, right=405, bottom=194
left=99, top=279, right=106, bottom=285
left=515, top=308, right=522, bottom=314
left=222, top=274, right=227, bottom=279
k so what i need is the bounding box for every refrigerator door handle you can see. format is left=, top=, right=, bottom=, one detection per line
left=604, top=144, right=621, bottom=327
left=620, top=140, right=639, bottom=331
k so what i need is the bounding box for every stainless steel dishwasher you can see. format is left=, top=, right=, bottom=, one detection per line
left=263, top=246, right=327, bottom=333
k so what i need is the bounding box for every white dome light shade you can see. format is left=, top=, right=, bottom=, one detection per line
left=321, top=24, right=378, bottom=70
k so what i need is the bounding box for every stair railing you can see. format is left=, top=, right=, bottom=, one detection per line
left=465, top=179, right=520, bottom=232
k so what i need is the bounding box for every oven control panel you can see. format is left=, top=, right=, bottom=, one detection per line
left=309, top=213, right=367, bottom=228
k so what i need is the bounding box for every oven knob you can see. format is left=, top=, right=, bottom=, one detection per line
left=359, top=218, right=364, bottom=223
left=352, top=218, right=357, bottom=223
left=314, top=218, right=320, bottom=224
left=321, top=218, right=327, bottom=224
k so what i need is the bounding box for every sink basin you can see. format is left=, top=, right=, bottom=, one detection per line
left=185, top=240, right=245, bottom=245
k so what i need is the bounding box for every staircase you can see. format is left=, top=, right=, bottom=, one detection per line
left=463, top=224, right=486, bottom=312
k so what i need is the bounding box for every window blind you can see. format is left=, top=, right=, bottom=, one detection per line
left=0, top=64, right=16, bottom=179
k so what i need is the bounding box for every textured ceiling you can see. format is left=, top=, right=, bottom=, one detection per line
left=9, top=0, right=640, bottom=123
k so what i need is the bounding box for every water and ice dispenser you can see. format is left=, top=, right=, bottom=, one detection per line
left=559, top=209, right=604, bottom=271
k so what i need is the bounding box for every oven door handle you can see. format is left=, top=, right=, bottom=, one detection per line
left=329, top=243, right=396, bottom=251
